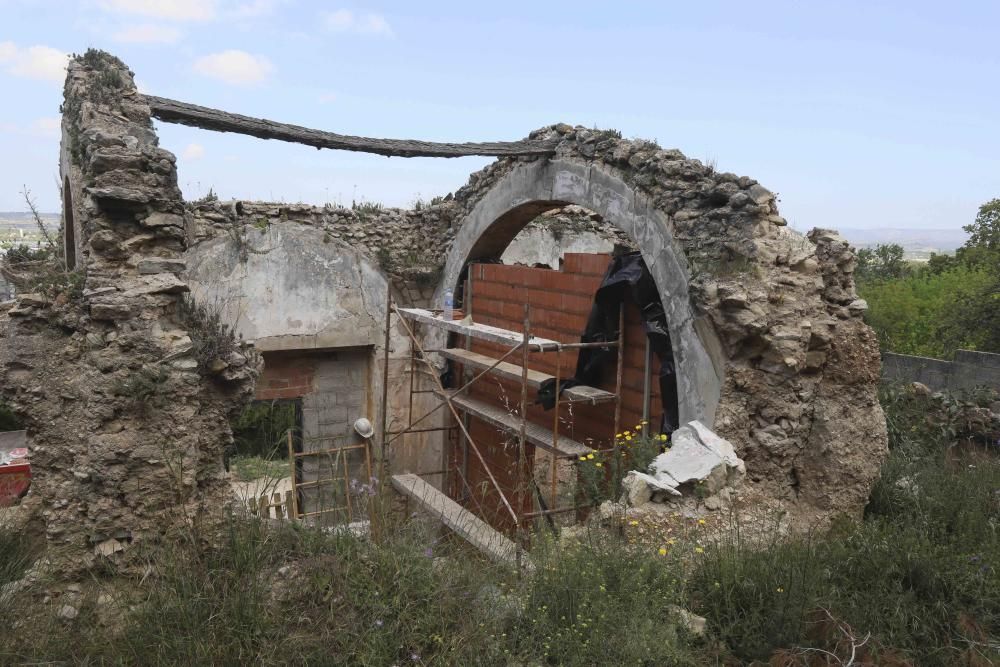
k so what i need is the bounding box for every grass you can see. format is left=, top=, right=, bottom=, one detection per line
left=229, top=454, right=290, bottom=482
left=0, top=384, right=997, bottom=665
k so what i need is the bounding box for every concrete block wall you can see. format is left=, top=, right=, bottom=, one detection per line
left=882, top=350, right=1000, bottom=392
left=256, top=350, right=372, bottom=523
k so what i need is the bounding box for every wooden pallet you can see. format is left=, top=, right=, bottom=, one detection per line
left=391, top=473, right=522, bottom=566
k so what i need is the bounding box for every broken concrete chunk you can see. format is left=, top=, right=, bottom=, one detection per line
left=626, top=421, right=745, bottom=504
left=58, top=605, right=79, bottom=620
left=94, top=537, right=124, bottom=557
left=669, top=605, right=707, bottom=636
left=622, top=470, right=681, bottom=503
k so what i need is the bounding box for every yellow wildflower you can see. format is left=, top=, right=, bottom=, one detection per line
left=586, top=453, right=595, bottom=460
left=658, top=547, right=667, bottom=556
left=698, top=519, right=706, bottom=526
left=625, top=435, right=632, bottom=441
left=578, top=456, right=586, bottom=462
left=659, top=434, right=668, bottom=442
left=694, top=546, right=704, bottom=554
left=776, top=587, right=784, bottom=593
left=615, top=433, right=623, bottom=438
left=595, top=462, right=603, bottom=468
left=628, top=519, right=639, bottom=526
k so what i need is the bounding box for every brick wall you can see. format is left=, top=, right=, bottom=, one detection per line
left=256, top=351, right=317, bottom=400
left=447, top=254, right=671, bottom=529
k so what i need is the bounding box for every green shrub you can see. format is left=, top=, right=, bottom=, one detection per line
left=231, top=400, right=297, bottom=461
left=0, top=401, right=21, bottom=432
left=686, top=516, right=826, bottom=661
left=859, top=264, right=995, bottom=358
left=576, top=425, right=668, bottom=504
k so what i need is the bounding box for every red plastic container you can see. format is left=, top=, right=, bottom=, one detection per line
left=0, top=462, right=30, bottom=506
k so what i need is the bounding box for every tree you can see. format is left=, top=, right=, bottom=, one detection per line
left=964, top=198, right=1000, bottom=251
left=855, top=243, right=907, bottom=283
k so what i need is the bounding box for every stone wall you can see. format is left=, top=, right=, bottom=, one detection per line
left=0, top=51, right=257, bottom=572
left=882, top=350, right=1000, bottom=392
left=436, top=128, right=888, bottom=526
left=0, top=48, right=890, bottom=568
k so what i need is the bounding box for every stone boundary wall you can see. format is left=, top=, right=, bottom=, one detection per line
left=882, top=350, right=1000, bottom=392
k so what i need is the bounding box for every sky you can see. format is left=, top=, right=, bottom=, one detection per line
left=0, top=0, right=998, bottom=233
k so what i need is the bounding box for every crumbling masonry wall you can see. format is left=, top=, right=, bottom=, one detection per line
left=1, top=50, right=889, bottom=569
left=0, top=52, right=257, bottom=570
left=436, top=129, right=888, bottom=525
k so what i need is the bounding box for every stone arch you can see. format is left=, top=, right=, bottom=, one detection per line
left=62, top=175, right=77, bottom=270
left=440, top=158, right=725, bottom=426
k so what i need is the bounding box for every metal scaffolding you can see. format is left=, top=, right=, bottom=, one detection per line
left=379, top=265, right=627, bottom=550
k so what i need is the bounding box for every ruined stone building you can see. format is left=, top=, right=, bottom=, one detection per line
left=0, top=51, right=887, bottom=567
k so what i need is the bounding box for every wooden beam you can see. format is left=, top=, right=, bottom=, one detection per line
left=142, top=95, right=558, bottom=158
left=391, top=473, right=523, bottom=566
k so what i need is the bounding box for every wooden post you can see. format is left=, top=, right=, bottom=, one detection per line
left=612, top=305, right=626, bottom=491
left=517, top=304, right=530, bottom=561
left=286, top=431, right=299, bottom=520
left=642, top=336, right=652, bottom=438
left=550, top=346, right=562, bottom=510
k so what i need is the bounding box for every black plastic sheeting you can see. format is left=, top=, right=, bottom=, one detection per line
left=536, top=251, right=680, bottom=434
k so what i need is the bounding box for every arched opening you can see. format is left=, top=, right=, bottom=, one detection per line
left=440, top=158, right=724, bottom=427
left=433, top=159, right=726, bottom=530
left=62, top=176, right=76, bottom=270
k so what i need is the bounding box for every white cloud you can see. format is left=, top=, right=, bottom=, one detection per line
left=0, top=42, right=68, bottom=84
left=193, top=50, right=274, bottom=85
left=182, top=143, right=205, bottom=160
left=29, top=116, right=60, bottom=137
left=98, top=0, right=216, bottom=21
left=323, top=9, right=393, bottom=37
left=113, top=24, right=182, bottom=43
left=230, top=0, right=286, bottom=18
left=0, top=117, right=62, bottom=138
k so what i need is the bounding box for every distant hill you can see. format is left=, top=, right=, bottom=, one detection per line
left=837, top=227, right=969, bottom=261
left=0, top=211, right=60, bottom=225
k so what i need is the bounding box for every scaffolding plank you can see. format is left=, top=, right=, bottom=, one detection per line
left=441, top=392, right=595, bottom=457
left=391, top=473, right=520, bottom=565
left=397, top=308, right=560, bottom=350
left=440, top=348, right=616, bottom=404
